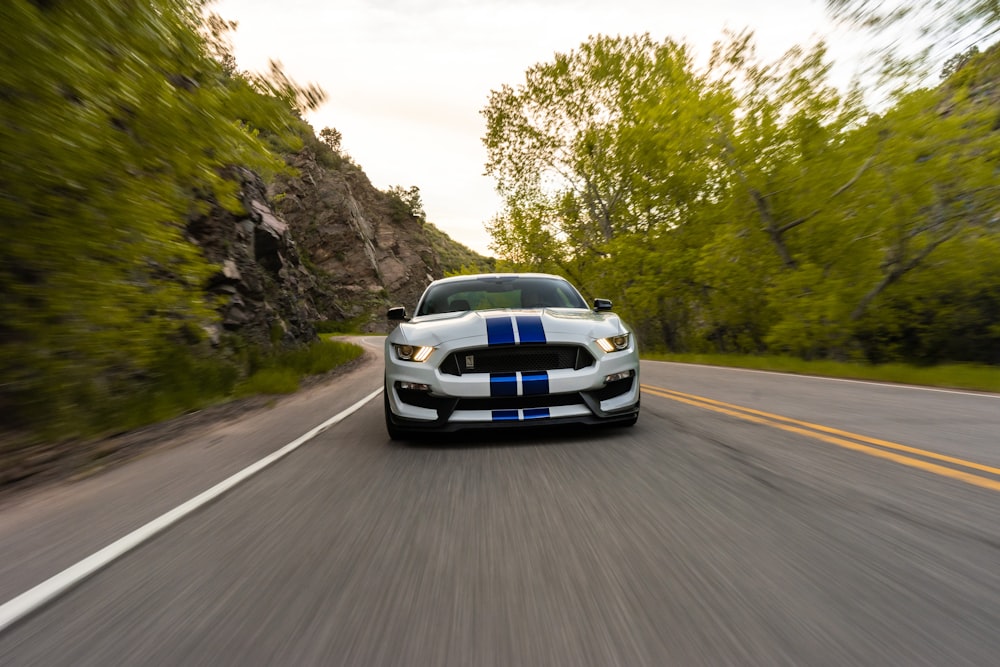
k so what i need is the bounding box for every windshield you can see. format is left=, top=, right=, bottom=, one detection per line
left=416, top=276, right=587, bottom=316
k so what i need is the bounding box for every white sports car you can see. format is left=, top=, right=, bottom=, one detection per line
left=383, top=273, right=639, bottom=439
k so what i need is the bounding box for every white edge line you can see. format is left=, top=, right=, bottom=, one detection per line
left=0, top=387, right=384, bottom=633
left=643, top=359, right=1000, bottom=399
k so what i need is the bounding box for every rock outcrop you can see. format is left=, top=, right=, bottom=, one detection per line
left=272, top=150, right=443, bottom=332
left=185, top=145, right=488, bottom=347
left=187, top=166, right=323, bottom=348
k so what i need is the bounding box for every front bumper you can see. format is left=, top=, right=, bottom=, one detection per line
left=385, top=340, right=639, bottom=430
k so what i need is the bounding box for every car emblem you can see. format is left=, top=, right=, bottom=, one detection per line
left=465, top=354, right=475, bottom=369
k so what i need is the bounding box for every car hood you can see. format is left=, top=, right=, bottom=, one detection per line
left=391, top=308, right=627, bottom=346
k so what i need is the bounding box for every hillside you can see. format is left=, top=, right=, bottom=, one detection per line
left=266, top=142, right=494, bottom=332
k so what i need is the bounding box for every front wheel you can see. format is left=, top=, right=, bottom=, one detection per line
left=622, top=398, right=640, bottom=426
left=384, top=385, right=410, bottom=441
left=382, top=386, right=420, bottom=440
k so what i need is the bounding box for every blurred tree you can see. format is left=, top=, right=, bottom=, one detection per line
left=845, top=90, right=1000, bottom=321
left=826, top=0, right=1000, bottom=36
left=826, top=0, right=1000, bottom=93
left=941, top=45, right=980, bottom=78
left=0, top=0, right=324, bottom=434
left=854, top=232, right=1000, bottom=364
left=201, top=9, right=239, bottom=76
left=700, top=34, right=880, bottom=356
left=245, top=59, right=326, bottom=116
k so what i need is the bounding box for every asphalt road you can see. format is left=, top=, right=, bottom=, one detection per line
left=1, top=337, right=998, bottom=665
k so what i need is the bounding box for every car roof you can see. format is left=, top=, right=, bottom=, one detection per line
left=425, top=272, right=568, bottom=287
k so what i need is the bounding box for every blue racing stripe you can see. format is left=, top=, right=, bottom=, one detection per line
left=490, top=372, right=518, bottom=397
left=493, top=410, right=520, bottom=421
left=486, top=317, right=515, bottom=345
left=523, top=408, right=550, bottom=420
left=521, top=371, right=549, bottom=396
left=515, top=315, right=546, bottom=343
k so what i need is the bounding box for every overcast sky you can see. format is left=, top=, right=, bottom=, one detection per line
left=213, top=0, right=860, bottom=255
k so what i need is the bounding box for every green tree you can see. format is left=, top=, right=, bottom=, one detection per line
left=386, top=185, right=426, bottom=222
left=320, top=126, right=343, bottom=153
left=853, top=231, right=1000, bottom=364
left=845, top=86, right=1000, bottom=319
left=0, top=0, right=323, bottom=434
left=483, top=34, right=718, bottom=254
left=483, top=28, right=1000, bottom=361
left=482, top=33, right=728, bottom=332
left=827, top=0, right=1000, bottom=38
left=697, top=35, right=881, bottom=355
left=708, top=37, right=1000, bottom=358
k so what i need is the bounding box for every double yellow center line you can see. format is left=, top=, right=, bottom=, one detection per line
left=640, top=384, right=1000, bottom=493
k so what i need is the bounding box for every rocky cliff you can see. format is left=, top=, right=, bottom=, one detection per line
left=187, top=142, right=492, bottom=348
left=272, top=149, right=443, bottom=331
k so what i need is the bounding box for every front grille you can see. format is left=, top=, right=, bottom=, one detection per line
left=455, top=393, right=585, bottom=411
left=441, top=345, right=594, bottom=375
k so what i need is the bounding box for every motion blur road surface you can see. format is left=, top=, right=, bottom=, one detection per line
left=1, top=337, right=998, bottom=665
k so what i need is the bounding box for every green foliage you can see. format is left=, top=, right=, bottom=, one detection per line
left=386, top=185, right=426, bottom=223
left=942, top=45, right=981, bottom=79
left=481, top=33, right=732, bottom=337
left=483, top=34, right=715, bottom=257
left=104, top=344, right=242, bottom=430
left=11, top=339, right=242, bottom=441
left=319, top=126, right=343, bottom=153
left=315, top=319, right=357, bottom=334
left=234, top=339, right=364, bottom=395
left=853, top=234, right=1000, bottom=364
left=483, top=31, right=1000, bottom=365
left=421, top=223, right=495, bottom=275
left=5, top=335, right=364, bottom=445
left=234, top=368, right=301, bottom=396
left=445, top=262, right=497, bottom=277
left=0, top=0, right=332, bottom=441
left=295, top=124, right=351, bottom=170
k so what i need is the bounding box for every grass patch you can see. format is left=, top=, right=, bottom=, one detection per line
left=315, top=318, right=367, bottom=334
left=234, top=368, right=301, bottom=396
left=235, top=339, right=364, bottom=395
left=6, top=339, right=365, bottom=448
left=643, top=353, right=1000, bottom=393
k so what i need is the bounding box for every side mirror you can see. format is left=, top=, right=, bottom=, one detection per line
left=387, top=306, right=408, bottom=321
left=593, top=298, right=613, bottom=312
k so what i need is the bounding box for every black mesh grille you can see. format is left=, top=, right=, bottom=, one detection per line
left=441, top=345, right=594, bottom=375
left=455, top=393, right=585, bottom=411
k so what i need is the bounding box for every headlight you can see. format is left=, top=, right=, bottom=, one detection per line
left=596, top=333, right=630, bottom=353
left=393, top=344, right=434, bottom=362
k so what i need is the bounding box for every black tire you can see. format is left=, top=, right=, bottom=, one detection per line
left=618, top=414, right=639, bottom=428
left=622, top=398, right=640, bottom=426
left=384, top=385, right=408, bottom=440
